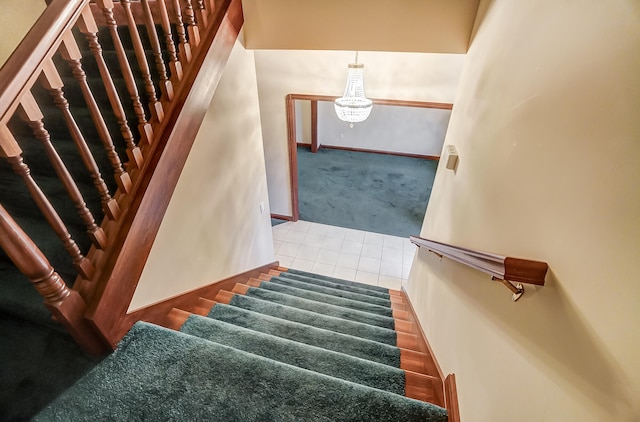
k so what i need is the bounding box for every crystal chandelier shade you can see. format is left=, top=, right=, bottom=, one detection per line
left=334, top=54, right=373, bottom=123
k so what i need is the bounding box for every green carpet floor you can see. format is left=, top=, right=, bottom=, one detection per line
left=297, top=146, right=438, bottom=237
left=36, top=269, right=448, bottom=421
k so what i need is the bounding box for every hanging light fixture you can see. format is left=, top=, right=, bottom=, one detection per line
left=334, top=52, right=373, bottom=125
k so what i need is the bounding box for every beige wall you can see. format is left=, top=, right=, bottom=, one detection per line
left=129, top=38, right=274, bottom=310
left=255, top=50, right=465, bottom=216
left=0, top=0, right=45, bottom=66
left=407, top=1, right=640, bottom=421
left=242, top=0, right=480, bottom=54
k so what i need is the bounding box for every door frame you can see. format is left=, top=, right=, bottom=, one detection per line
left=284, top=94, right=453, bottom=222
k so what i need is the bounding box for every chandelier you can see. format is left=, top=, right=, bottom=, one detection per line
left=334, top=52, right=373, bottom=124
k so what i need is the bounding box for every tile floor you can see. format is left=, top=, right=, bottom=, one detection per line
left=272, top=220, right=416, bottom=290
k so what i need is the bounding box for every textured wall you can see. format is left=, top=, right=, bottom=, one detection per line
left=317, top=102, right=451, bottom=156
left=130, top=39, right=274, bottom=310
left=0, top=0, right=45, bottom=65
left=407, top=1, right=640, bottom=420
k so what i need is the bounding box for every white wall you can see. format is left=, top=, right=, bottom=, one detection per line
left=407, top=1, right=640, bottom=421
left=294, top=100, right=312, bottom=143
left=129, top=39, right=274, bottom=310
left=255, top=50, right=465, bottom=217
left=317, top=101, right=451, bottom=157
left=0, top=0, right=45, bottom=66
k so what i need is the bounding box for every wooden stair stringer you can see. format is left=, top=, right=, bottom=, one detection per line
left=399, top=287, right=447, bottom=412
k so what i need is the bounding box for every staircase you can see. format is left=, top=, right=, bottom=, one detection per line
left=0, top=1, right=459, bottom=420
left=35, top=268, right=448, bottom=421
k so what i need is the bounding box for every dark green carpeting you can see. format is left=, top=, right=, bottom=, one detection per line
left=36, top=269, right=447, bottom=421
left=297, top=146, right=438, bottom=237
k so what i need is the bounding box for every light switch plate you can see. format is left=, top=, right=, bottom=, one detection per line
left=445, top=145, right=458, bottom=170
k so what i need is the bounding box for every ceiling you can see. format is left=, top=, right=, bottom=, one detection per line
left=241, top=0, right=482, bottom=54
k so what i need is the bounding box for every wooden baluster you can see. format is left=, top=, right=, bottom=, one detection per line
left=17, top=92, right=108, bottom=250
left=171, top=0, right=192, bottom=63
left=140, top=0, right=174, bottom=100
left=0, top=203, right=105, bottom=356
left=76, top=6, right=143, bottom=174
left=40, top=60, right=120, bottom=222
left=59, top=32, right=134, bottom=194
left=120, top=0, right=165, bottom=122
left=95, top=0, right=154, bottom=147
left=157, top=0, right=183, bottom=81
left=195, top=0, right=208, bottom=28
left=183, top=0, right=201, bottom=47
left=0, top=124, right=94, bottom=280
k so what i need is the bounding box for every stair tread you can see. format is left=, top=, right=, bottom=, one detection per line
left=207, top=302, right=401, bottom=367
left=246, top=283, right=394, bottom=329
left=224, top=293, right=397, bottom=346
left=268, top=275, right=392, bottom=307
left=239, top=286, right=397, bottom=329
left=274, top=271, right=392, bottom=300
left=180, top=314, right=406, bottom=395
left=284, top=268, right=392, bottom=293
left=35, top=322, right=447, bottom=421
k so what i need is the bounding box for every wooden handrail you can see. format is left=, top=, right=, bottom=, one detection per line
left=0, top=0, right=88, bottom=125
left=410, top=235, right=548, bottom=301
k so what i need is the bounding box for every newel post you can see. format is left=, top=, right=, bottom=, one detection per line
left=0, top=204, right=107, bottom=355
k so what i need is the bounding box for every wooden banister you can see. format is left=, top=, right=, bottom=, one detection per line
left=85, top=0, right=244, bottom=348
left=0, top=0, right=242, bottom=353
left=0, top=203, right=106, bottom=355
left=0, top=0, right=89, bottom=125
left=410, top=235, right=548, bottom=301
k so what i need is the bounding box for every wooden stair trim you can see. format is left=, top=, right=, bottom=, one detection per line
left=247, top=278, right=263, bottom=287
left=389, top=295, right=405, bottom=304
left=400, top=287, right=444, bottom=380
left=393, top=309, right=410, bottom=320
left=391, top=301, right=407, bottom=311
left=400, top=348, right=434, bottom=376
left=214, top=290, right=235, bottom=304
left=232, top=283, right=251, bottom=295
left=190, top=297, right=217, bottom=316
left=445, top=374, right=461, bottom=422
left=394, top=319, right=416, bottom=334
left=162, top=308, right=191, bottom=331
left=105, top=262, right=276, bottom=343
left=396, top=332, right=420, bottom=351
left=400, top=287, right=446, bottom=410
left=405, top=371, right=445, bottom=407
left=258, top=273, right=272, bottom=281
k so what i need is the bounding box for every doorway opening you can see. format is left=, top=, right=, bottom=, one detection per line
left=284, top=94, right=452, bottom=237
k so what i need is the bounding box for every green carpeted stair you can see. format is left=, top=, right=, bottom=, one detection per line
left=35, top=269, right=447, bottom=421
